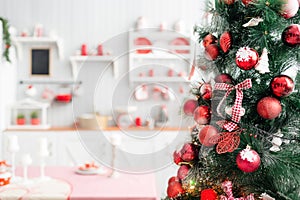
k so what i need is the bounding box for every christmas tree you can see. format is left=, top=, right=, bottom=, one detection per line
left=165, top=0, right=300, bottom=199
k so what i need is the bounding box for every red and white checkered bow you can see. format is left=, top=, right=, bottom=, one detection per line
left=214, top=79, right=252, bottom=131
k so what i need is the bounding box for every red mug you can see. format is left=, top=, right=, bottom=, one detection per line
left=97, top=44, right=103, bottom=56
left=81, top=44, right=87, bottom=56
left=135, top=117, right=142, bottom=127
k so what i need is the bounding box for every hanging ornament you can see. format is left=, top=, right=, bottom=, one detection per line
left=173, top=150, right=183, bottom=165
left=168, top=176, right=180, bottom=185
left=269, top=132, right=284, bottom=152
left=281, top=0, right=299, bottom=19
left=242, top=0, right=254, bottom=6
left=200, top=83, right=213, bottom=100
left=281, top=24, right=300, bottom=47
left=255, top=48, right=270, bottom=74
left=167, top=181, right=185, bottom=198
left=180, top=143, right=198, bottom=162
left=202, top=33, right=217, bottom=48
left=270, top=75, right=294, bottom=97
left=214, top=73, right=233, bottom=84
left=205, top=44, right=220, bottom=61
left=220, top=31, right=232, bottom=53
left=242, top=17, right=264, bottom=27
left=236, top=47, right=259, bottom=70
left=225, top=105, right=245, bottom=116
left=183, top=99, right=198, bottom=116
left=177, top=164, right=190, bottom=180
left=260, top=193, right=276, bottom=200
left=220, top=180, right=255, bottom=199
left=257, top=97, right=282, bottom=119
left=209, top=130, right=242, bottom=154
left=236, top=145, right=261, bottom=173
left=223, top=0, right=235, bottom=5
left=193, top=105, right=211, bottom=125
left=198, top=125, right=219, bottom=147
left=200, top=188, right=218, bottom=200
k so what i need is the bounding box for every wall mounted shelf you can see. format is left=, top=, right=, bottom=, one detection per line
left=11, top=36, right=64, bottom=60
left=130, top=77, right=189, bottom=83
left=69, top=56, right=118, bottom=79
left=19, top=80, right=82, bottom=85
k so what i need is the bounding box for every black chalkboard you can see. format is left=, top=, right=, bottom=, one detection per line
left=31, top=49, right=50, bottom=75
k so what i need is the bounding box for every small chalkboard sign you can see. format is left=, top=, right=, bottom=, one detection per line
left=31, top=48, right=51, bottom=76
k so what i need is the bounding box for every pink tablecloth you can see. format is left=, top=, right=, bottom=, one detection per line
left=13, top=166, right=158, bottom=200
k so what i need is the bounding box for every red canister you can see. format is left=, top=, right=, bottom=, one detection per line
left=81, top=44, right=87, bottom=56
left=135, top=117, right=142, bottom=127
left=97, top=44, right=103, bottom=56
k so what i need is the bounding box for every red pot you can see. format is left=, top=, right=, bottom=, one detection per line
left=16, top=118, right=25, bottom=125
left=31, top=118, right=40, bottom=125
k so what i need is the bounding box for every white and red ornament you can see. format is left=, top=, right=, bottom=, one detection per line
left=236, top=145, right=261, bottom=173
left=220, top=180, right=255, bottom=199
left=270, top=132, right=284, bottom=152
left=194, top=105, right=211, bottom=125
left=255, top=48, right=270, bottom=74
left=270, top=75, right=294, bottom=97
left=183, top=99, right=198, bottom=116
left=202, top=33, right=217, bottom=48
left=281, top=0, right=299, bottom=19
left=242, top=0, right=254, bottom=6
left=236, top=47, right=259, bottom=70
left=243, top=17, right=263, bottom=27
left=282, top=24, right=300, bottom=47
left=220, top=31, right=232, bottom=53
left=198, top=125, right=219, bottom=147
left=257, top=97, right=282, bottom=119
left=200, top=83, right=213, bottom=100
left=205, top=44, right=220, bottom=61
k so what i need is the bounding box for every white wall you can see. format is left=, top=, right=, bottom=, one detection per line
left=0, top=0, right=201, bottom=127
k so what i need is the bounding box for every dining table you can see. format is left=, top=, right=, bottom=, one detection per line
left=0, top=166, right=159, bottom=200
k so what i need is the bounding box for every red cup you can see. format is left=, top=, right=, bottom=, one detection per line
left=149, top=69, right=154, bottom=77
left=97, top=44, right=103, bottom=56
left=168, top=69, right=174, bottom=77
left=135, top=117, right=142, bottom=127
left=81, top=44, right=87, bottom=56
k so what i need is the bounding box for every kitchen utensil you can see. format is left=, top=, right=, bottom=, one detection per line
left=134, top=37, right=152, bottom=54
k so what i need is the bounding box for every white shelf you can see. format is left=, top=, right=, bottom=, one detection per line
left=11, top=36, right=64, bottom=60
left=130, top=53, right=190, bottom=60
left=7, top=124, right=51, bottom=130
left=69, top=56, right=118, bottom=79
left=130, top=76, right=189, bottom=83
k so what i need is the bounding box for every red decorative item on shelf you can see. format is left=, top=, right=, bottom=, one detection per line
left=270, top=75, right=294, bottom=97
left=97, top=44, right=103, bottom=56
left=198, top=125, right=219, bottom=147
left=180, top=143, right=198, bottom=162
left=193, top=105, right=211, bottom=125
left=16, top=118, right=25, bottom=125
left=281, top=0, right=299, bottom=19
left=215, top=73, right=233, bottom=84
left=202, top=34, right=217, bottom=48
left=135, top=37, right=152, bottom=54
left=220, top=31, right=232, bottom=53
left=56, top=94, right=72, bottom=103
left=135, top=117, right=142, bottom=127
left=257, top=97, right=282, bottom=119
left=31, top=118, right=40, bottom=125
left=183, top=99, right=198, bottom=116
left=177, top=164, right=190, bottom=180
left=173, top=151, right=183, bottom=165
left=81, top=44, right=88, bottom=56
left=235, top=47, right=258, bottom=70
left=167, top=181, right=185, bottom=198
left=170, top=37, right=190, bottom=54
left=236, top=145, right=261, bottom=173
left=282, top=24, right=300, bottom=47
left=200, top=83, right=213, bottom=100
left=205, top=44, right=220, bottom=61
left=200, top=188, right=218, bottom=200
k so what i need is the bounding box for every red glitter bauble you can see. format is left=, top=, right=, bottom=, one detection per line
left=183, top=99, right=198, bottom=116
left=193, top=106, right=211, bottom=125
left=167, top=182, right=185, bottom=198
left=282, top=24, right=300, bottom=47
left=236, top=47, right=259, bottom=70
left=168, top=176, right=180, bottom=185
left=173, top=151, right=183, bottom=165
left=214, top=73, right=233, bottom=84
left=200, top=83, right=213, bottom=100
left=257, top=97, right=282, bottom=119
left=281, top=0, right=299, bottom=19
left=236, top=146, right=261, bottom=173
left=242, top=0, right=254, bottom=6
left=200, top=188, right=218, bottom=200
left=271, top=75, right=294, bottom=97
left=220, top=31, right=232, bottom=53
left=202, top=34, right=217, bottom=48
left=177, top=164, right=190, bottom=180
left=198, top=125, right=219, bottom=147
left=180, top=143, right=198, bottom=162
left=205, top=44, right=220, bottom=61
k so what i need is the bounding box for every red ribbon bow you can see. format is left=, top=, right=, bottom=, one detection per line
left=214, top=79, right=252, bottom=132
left=220, top=180, right=255, bottom=200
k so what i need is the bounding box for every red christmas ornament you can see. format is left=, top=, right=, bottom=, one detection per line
left=202, top=34, right=217, bottom=48
left=257, top=97, right=282, bottom=119
left=281, top=0, right=299, bottom=19
left=242, top=0, right=254, bottom=6
left=193, top=106, right=211, bottom=125
left=220, top=31, right=232, bottom=53
left=223, top=0, right=235, bottom=5
left=168, top=176, right=180, bottom=185
left=214, top=73, right=233, bottom=84
left=167, top=182, right=185, bottom=198
left=271, top=75, right=294, bottom=97
left=180, top=143, right=198, bottom=162
left=200, top=188, right=218, bottom=200
left=198, top=125, right=219, bottom=147
left=282, top=24, right=300, bottom=47
left=205, top=44, right=220, bottom=61
left=177, top=164, right=190, bottom=180
left=235, top=47, right=259, bottom=70
left=173, top=151, right=183, bottom=165
left=200, top=83, right=213, bottom=100
left=183, top=99, right=198, bottom=116
left=236, top=146, right=261, bottom=173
